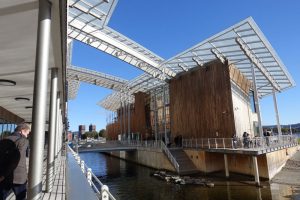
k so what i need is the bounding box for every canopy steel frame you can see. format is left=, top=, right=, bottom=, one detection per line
left=67, top=65, right=128, bottom=99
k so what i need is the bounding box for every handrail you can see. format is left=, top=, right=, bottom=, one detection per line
left=181, top=135, right=298, bottom=150
left=119, top=140, right=180, bottom=172
left=67, top=145, right=117, bottom=200
left=160, top=141, right=180, bottom=172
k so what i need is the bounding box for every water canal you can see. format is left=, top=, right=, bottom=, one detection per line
left=80, top=152, right=300, bottom=200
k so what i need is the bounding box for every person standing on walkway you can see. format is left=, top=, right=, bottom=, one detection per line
left=0, top=123, right=30, bottom=200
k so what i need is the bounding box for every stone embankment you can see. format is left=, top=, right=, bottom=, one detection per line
left=271, top=148, right=300, bottom=185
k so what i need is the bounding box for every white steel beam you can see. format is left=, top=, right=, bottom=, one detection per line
left=67, top=65, right=128, bottom=91
left=236, top=37, right=281, bottom=91
left=68, top=18, right=177, bottom=79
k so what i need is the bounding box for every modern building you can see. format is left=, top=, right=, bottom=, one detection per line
left=0, top=0, right=298, bottom=199
left=89, top=124, right=96, bottom=132
left=79, top=125, right=85, bottom=138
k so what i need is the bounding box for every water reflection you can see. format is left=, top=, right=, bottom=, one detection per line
left=79, top=152, right=300, bottom=200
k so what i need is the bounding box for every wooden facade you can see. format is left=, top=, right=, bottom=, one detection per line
left=169, top=60, right=236, bottom=139
left=0, top=106, right=24, bottom=123
left=229, top=64, right=252, bottom=95
left=106, top=60, right=254, bottom=140
left=106, top=92, right=151, bottom=140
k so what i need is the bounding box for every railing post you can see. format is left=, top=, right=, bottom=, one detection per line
left=81, top=160, right=85, bottom=173
left=215, top=138, right=218, bottom=149
left=101, top=185, right=109, bottom=200
left=77, top=156, right=81, bottom=165
left=208, top=139, right=210, bottom=149
left=87, top=168, right=92, bottom=186
left=223, top=138, right=225, bottom=149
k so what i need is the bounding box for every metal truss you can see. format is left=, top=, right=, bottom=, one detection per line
left=156, top=17, right=295, bottom=97
left=67, top=2, right=295, bottom=108
left=67, top=65, right=128, bottom=100
left=98, top=73, right=166, bottom=111
left=68, top=5, right=177, bottom=80
left=67, top=79, right=80, bottom=100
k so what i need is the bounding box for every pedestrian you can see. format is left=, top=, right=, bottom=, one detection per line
left=0, top=123, right=30, bottom=200
left=232, top=134, right=238, bottom=149
left=0, top=139, right=21, bottom=199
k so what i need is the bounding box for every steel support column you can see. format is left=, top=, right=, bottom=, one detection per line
left=55, top=95, right=60, bottom=158
left=119, top=96, right=123, bottom=139
left=127, top=94, right=131, bottom=140
left=46, top=68, right=58, bottom=192
left=163, top=86, right=168, bottom=144
left=154, top=92, right=158, bottom=142
left=123, top=97, right=127, bottom=140
left=28, top=0, right=52, bottom=199
left=272, top=88, right=282, bottom=135
left=251, top=64, right=263, bottom=137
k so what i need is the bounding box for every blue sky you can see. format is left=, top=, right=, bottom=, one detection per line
left=69, top=0, right=300, bottom=132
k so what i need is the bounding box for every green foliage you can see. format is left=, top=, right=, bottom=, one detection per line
left=81, top=134, right=87, bottom=140
left=99, top=129, right=106, bottom=137
left=281, top=128, right=289, bottom=133
left=85, top=131, right=98, bottom=139
left=298, top=138, right=300, bottom=144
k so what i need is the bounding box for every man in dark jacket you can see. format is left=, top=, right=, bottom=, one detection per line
left=0, top=123, right=30, bottom=200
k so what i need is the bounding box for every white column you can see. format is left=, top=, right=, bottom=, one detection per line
left=28, top=0, right=52, bottom=199
left=272, top=88, right=282, bottom=135
left=252, top=156, right=260, bottom=186
left=251, top=63, right=263, bottom=137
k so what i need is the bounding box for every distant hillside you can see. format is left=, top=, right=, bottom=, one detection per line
left=263, top=123, right=300, bottom=133
left=263, top=123, right=300, bottom=129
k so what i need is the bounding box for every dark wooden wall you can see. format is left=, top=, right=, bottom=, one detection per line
left=0, top=106, right=24, bottom=123
left=106, top=92, right=151, bottom=140
left=169, top=60, right=236, bottom=139
left=229, top=64, right=252, bottom=94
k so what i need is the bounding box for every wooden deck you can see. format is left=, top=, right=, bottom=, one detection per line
left=7, top=154, right=66, bottom=200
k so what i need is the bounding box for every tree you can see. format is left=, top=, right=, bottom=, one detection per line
left=99, top=129, right=106, bottom=138
left=81, top=134, right=87, bottom=140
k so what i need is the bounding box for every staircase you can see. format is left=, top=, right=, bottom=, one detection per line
left=169, top=148, right=199, bottom=175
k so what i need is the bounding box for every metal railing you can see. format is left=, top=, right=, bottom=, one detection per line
left=120, top=140, right=162, bottom=149
left=68, top=145, right=117, bottom=200
left=182, top=135, right=298, bottom=150
left=160, top=141, right=180, bottom=172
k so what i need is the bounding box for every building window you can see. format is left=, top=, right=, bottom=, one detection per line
left=249, top=90, right=256, bottom=113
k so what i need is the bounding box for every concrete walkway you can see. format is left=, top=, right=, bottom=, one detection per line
left=271, top=148, right=300, bottom=186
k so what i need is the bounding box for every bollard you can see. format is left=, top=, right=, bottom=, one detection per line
left=81, top=160, right=85, bottom=173
left=87, top=168, right=92, bottom=186
left=101, top=185, right=109, bottom=200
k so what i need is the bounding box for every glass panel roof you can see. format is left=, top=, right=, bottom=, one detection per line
left=67, top=2, right=295, bottom=110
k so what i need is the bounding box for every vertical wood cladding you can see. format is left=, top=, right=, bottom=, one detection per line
left=169, top=60, right=236, bottom=138
left=0, top=106, right=24, bottom=123
left=131, top=92, right=151, bottom=139
left=229, top=64, right=252, bottom=95
left=106, top=92, right=151, bottom=140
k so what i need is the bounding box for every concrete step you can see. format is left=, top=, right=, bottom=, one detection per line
left=169, top=148, right=199, bottom=175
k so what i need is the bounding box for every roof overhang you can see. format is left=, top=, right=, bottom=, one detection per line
left=99, top=17, right=295, bottom=110
left=0, top=0, right=67, bottom=123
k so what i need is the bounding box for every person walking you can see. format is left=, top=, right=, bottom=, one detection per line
left=0, top=123, right=30, bottom=200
